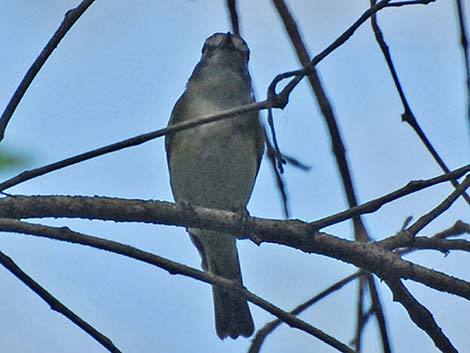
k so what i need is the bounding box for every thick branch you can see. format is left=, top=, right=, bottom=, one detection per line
left=0, top=195, right=468, bottom=300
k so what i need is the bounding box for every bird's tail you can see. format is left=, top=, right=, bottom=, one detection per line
left=190, top=229, right=254, bottom=339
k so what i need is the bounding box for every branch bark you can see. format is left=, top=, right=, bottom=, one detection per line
left=0, top=195, right=468, bottom=300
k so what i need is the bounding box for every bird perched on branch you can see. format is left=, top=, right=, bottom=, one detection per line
left=165, top=32, right=264, bottom=339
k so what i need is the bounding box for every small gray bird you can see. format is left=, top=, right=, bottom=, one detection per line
left=165, top=32, right=264, bottom=339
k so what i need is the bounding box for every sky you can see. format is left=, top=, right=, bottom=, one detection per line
left=0, top=1, right=469, bottom=352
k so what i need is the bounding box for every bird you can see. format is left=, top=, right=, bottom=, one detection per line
left=165, top=32, right=264, bottom=339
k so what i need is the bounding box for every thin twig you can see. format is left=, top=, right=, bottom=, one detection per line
left=387, top=0, right=435, bottom=6
left=370, top=0, right=470, bottom=205
left=433, top=220, right=470, bottom=239
left=0, top=219, right=356, bottom=353
left=0, top=0, right=96, bottom=141
left=0, top=249, right=122, bottom=353
left=226, top=0, right=240, bottom=36
left=400, top=236, right=470, bottom=253
left=354, top=276, right=367, bottom=351
left=271, top=0, right=367, bottom=241
left=393, top=221, right=470, bottom=256
left=264, top=128, right=290, bottom=218
left=268, top=0, right=435, bottom=106
left=386, top=278, right=457, bottom=353
left=267, top=108, right=285, bottom=172
left=407, top=174, right=470, bottom=235
left=377, top=175, right=470, bottom=250
left=0, top=100, right=270, bottom=192
left=454, top=0, right=470, bottom=130
left=249, top=272, right=361, bottom=353
left=310, top=165, right=470, bottom=230
left=395, top=222, right=470, bottom=255
left=367, top=275, right=392, bottom=353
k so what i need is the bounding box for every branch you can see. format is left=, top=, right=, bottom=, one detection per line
left=226, top=0, right=240, bottom=36
left=386, top=278, right=457, bottom=353
left=268, top=0, right=435, bottom=105
left=0, top=249, right=121, bottom=353
left=271, top=0, right=367, bottom=240
left=249, top=272, right=361, bottom=353
left=370, top=0, right=470, bottom=205
left=311, top=165, right=470, bottom=230
left=396, top=221, right=470, bottom=255
left=265, top=128, right=290, bottom=217
left=433, top=220, right=470, bottom=239
left=0, top=0, right=96, bottom=141
left=354, top=276, right=367, bottom=351
left=386, top=0, right=435, bottom=6
left=407, top=174, right=470, bottom=235
left=0, top=195, right=468, bottom=299
left=454, top=0, right=470, bottom=130
left=0, top=218, right=355, bottom=353
left=404, top=236, right=470, bottom=253
left=380, top=174, right=470, bottom=251
left=366, top=275, right=392, bottom=353
left=0, top=100, right=270, bottom=192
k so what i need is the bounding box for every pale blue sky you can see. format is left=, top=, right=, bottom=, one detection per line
left=0, top=1, right=468, bottom=352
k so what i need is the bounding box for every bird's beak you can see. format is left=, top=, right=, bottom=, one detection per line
left=220, top=33, right=236, bottom=50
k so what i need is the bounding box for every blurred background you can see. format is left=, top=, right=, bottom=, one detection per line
left=0, top=1, right=468, bottom=352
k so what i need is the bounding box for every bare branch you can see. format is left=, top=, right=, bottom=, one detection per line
left=378, top=175, right=470, bottom=250
left=370, top=0, right=470, bottom=205
left=404, top=236, right=470, bottom=253
left=249, top=272, right=361, bottom=353
left=311, top=165, right=470, bottom=230
left=0, top=100, right=270, bottom=192
left=271, top=0, right=367, bottom=240
left=407, top=174, right=470, bottom=235
left=386, top=0, right=435, bottom=6
left=0, top=0, right=96, bottom=141
left=264, top=129, right=290, bottom=218
left=367, top=275, right=392, bottom=353
left=0, top=249, right=121, bottom=353
left=268, top=0, right=435, bottom=105
left=454, top=0, right=470, bottom=129
left=386, top=278, right=457, bottom=353
left=394, top=222, right=470, bottom=255
left=0, top=219, right=355, bottom=353
left=226, top=0, right=240, bottom=36
left=433, top=220, right=470, bottom=239
left=354, top=276, right=367, bottom=351
left=0, top=195, right=468, bottom=299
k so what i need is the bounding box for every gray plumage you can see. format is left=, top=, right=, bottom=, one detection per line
left=165, top=32, right=264, bottom=339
